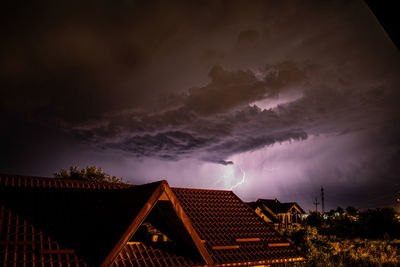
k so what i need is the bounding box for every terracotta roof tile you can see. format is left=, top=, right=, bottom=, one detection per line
left=172, top=188, right=305, bottom=265
left=0, top=204, right=87, bottom=266
left=112, top=243, right=202, bottom=267
left=0, top=174, right=161, bottom=266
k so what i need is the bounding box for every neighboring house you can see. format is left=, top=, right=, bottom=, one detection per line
left=0, top=174, right=305, bottom=266
left=248, top=199, right=306, bottom=230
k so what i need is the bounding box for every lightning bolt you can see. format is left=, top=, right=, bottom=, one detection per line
left=229, top=163, right=246, bottom=190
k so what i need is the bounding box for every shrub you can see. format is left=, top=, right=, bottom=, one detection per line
left=285, top=226, right=400, bottom=266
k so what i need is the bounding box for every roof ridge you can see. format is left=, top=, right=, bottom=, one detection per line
left=0, top=173, right=134, bottom=189
left=0, top=173, right=133, bottom=182
left=0, top=173, right=54, bottom=179
left=171, top=186, right=232, bottom=192
left=0, top=173, right=116, bottom=182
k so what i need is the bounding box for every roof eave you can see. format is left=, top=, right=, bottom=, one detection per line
left=201, top=257, right=307, bottom=266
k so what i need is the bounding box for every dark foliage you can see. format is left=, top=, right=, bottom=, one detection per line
left=306, top=207, right=400, bottom=239
left=305, top=212, right=323, bottom=228
left=54, top=166, right=124, bottom=183
left=358, top=208, right=400, bottom=239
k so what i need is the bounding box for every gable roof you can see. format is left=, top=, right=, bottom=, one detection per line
left=255, top=199, right=306, bottom=215
left=247, top=201, right=280, bottom=223
left=0, top=174, right=305, bottom=266
left=104, top=180, right=212, bottom=266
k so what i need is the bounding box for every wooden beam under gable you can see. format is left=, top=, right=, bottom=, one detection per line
left=158, top=191, right=169, bottom=201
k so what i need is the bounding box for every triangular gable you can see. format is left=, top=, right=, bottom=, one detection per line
left=101, top=180, right=213, bottom=266
left=291, top=202, right=306, bottom=214
left=281, top=202, right=305, bottom=214
left=289, top=204, right=302, bottom=214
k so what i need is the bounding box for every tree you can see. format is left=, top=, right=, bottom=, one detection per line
left=335, top=206, right=344, bottom=214
left=305, top=212, right=323, bottom=227
left=327, top=209, right=336, bottom=217
left=357, top=208, right=400, bottom=239
left=54, top=166, right=124, bottom=183
left=346, top=206, right=358, bottom=216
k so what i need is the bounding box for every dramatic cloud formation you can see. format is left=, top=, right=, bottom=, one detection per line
left=1, top=0, right=399, bottom=210
left=69, top=62, right=309, bottom=164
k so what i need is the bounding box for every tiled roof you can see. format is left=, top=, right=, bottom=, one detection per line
left=0, top=204, right=87, bottom=266
left=112, top=242, right=202, bottom=267
left=172, top=188, right=305, bottom=265
left=0, top=174, right=305, bottom=266
left=255, top=199, right=306, bottom=214
left=0, top=174, right=160, bottom=266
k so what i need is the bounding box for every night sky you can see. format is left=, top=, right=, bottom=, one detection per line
left=1, top=0, right=400, bottom=212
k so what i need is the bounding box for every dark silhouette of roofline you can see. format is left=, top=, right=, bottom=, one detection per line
left=365, top=0, right=400, bottom=50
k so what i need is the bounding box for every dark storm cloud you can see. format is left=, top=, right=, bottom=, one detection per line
left=236, top=30, right=260, bottom=49
left=101, top=107, right=308, bottom=164
left=1, top=0, right=214, bottom=122
left=68, top=63, right=309, bottom=163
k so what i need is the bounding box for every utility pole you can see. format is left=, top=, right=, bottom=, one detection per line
left=313, top=197, right=320, bottom=213
left=321, top=187, right=325, bottom=213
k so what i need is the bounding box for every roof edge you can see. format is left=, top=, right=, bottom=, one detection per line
left=163, top=183, right=214, bottom=265
left=100, top=181, right=165, bottom=267
left=207, top=256, right=307, bottom=266
left=171, top=186, right=232, bottom=192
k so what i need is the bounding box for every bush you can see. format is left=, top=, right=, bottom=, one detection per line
left=285, top=226, right=400, bottom=266
left=358, top=208, right=400, bottom=239
left=315, top=208, right=400, bottom=239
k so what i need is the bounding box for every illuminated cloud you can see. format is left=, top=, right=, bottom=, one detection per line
left=68, top=63, right=309, bottom=164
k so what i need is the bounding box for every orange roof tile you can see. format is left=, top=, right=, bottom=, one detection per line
left=0, top=204, right=87, bottom=266
left=172, top=188, right=305, bottom=265
left=112, top=242, right=203, bottom=267
left=0, top=174, right=305, bottom=266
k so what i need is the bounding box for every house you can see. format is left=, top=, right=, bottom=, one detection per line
left=0, top=174, right=305, bottom=266
left=248, top=199, right=306, bottom=230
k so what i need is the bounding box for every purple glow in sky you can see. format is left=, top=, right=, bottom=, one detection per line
left=1, top=0, right=400, bottom=211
